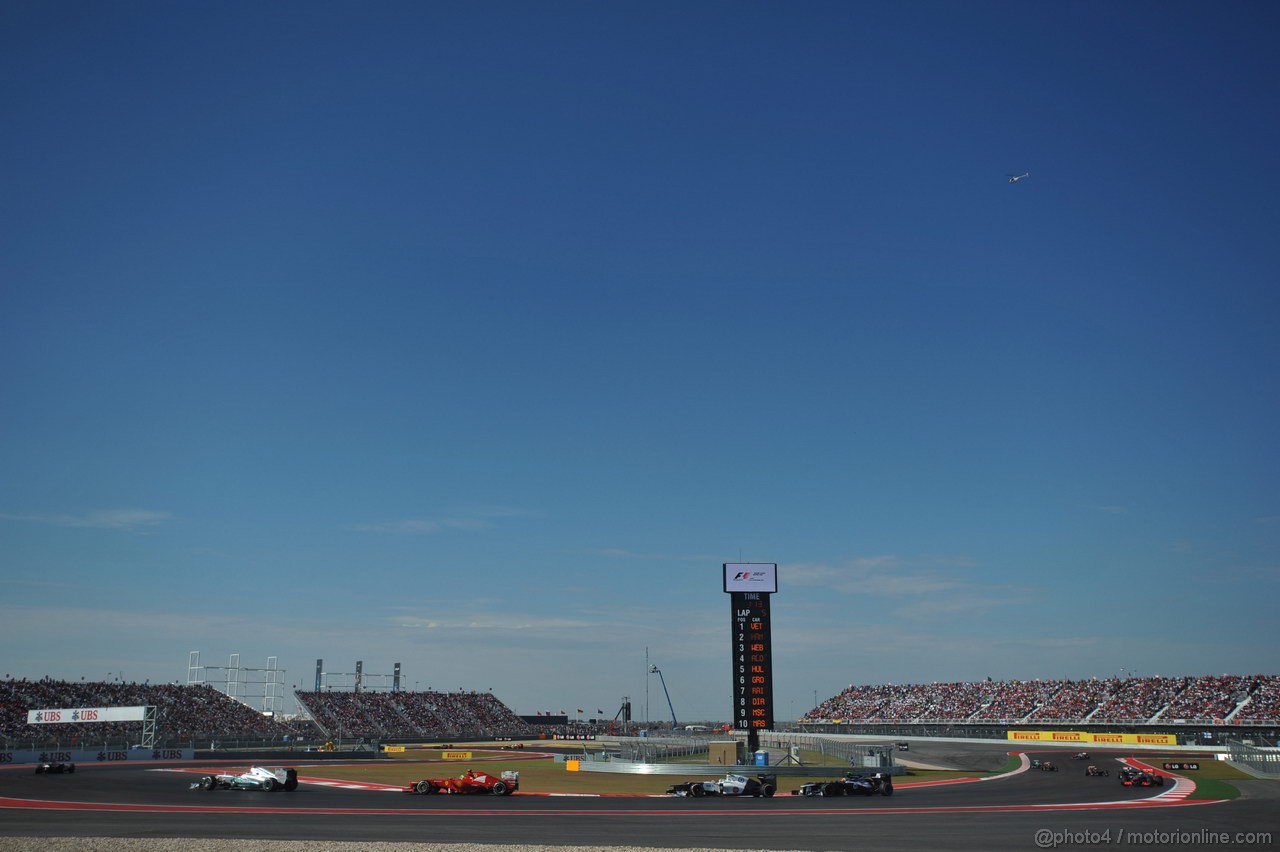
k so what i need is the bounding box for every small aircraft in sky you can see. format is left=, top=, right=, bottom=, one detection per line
left=1007, top=172, right=1029, bottom=183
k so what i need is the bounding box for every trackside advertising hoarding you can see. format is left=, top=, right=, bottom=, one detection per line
left=1007, top=731, right=1178, bottom=746
left=27, top=706, right=148, bottom=724
left=1, top=748, right=194, bottom=766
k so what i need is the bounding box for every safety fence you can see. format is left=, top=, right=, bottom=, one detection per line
left=1225, top=738, right=1280, bottom=777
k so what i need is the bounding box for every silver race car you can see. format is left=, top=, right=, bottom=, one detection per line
left=190, top=766, right=299, bottom=791
left=668, top=773, right=777, bottom=797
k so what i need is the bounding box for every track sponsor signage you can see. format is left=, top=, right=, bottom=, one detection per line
left=1, top=748, right=194, bottom=765
left=1007, top=731, right=1178, bottom=745
left=26, top=706, right=148, bottom=724
left=441, top=751, right=473, bottom=760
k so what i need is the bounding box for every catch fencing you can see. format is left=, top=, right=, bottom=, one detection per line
left=1225, top=738, right=1280, bottom=777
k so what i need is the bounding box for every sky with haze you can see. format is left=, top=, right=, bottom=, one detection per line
left=2, top=0, right=1277, bottom=722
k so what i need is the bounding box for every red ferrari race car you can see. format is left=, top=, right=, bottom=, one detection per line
left=406, top=769, right=520, bottom=795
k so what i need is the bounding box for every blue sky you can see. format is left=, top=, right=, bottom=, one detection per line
left=2, top=0, right=1277, bottom=723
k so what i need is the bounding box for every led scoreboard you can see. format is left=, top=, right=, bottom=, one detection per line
left=725, top=563, right=777, bottom=744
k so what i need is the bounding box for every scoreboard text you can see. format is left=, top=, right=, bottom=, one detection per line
left=730, top=592, right=774, bottom=732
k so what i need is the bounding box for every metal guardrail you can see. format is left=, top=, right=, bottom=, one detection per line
left=1226, top=739, right=1280, bottom=777
left=570, top=735, right=902, bottom=777
left=570, top=759, right=898, bottom=777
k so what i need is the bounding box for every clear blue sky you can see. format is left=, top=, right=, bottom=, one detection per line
left=3, top=0, right=1277, bottom=722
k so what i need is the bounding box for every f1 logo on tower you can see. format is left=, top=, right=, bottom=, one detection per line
left=723, top=562, right=778, bottom=594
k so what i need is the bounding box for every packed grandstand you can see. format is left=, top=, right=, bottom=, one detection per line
left=802, top=674, right=1280, bottom=725
left=3, top=673, right=1277, bottom=747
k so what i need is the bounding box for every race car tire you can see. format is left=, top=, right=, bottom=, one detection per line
left=689, top=785, right=705, bottom=797
left=761, top=784, right=776, bottom=798
left=284, top=770, right=298, bottom=792
left=262, top=778, right=278, bottom=792
left=200, top=776, right=216, bottom=791
left=823, top=783, right=842, bottom=797
left=415, top=780, right=433, bottom=794
left=881, top=786, right=893, bottom=796
left=490, top=781, right=508, bottom=796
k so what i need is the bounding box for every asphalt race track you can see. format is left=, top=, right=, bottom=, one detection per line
left=2, top=744, right=1277, bottom=851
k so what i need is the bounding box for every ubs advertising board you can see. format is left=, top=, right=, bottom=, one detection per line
left=725, top=563, right=777, bottom=736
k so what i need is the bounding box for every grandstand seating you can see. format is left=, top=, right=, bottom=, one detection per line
left=804, top=674, right=1280, bottom=725
left=0, top=678, right=301, bottom=743
left=294, top=689, right=533, bottom=739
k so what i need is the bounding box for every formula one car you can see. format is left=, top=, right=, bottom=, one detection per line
left=190, top=766, right=298, bottom=791
left=34, top=762, right=76, bottom=774
left=792, top=772, right=894, bottom=797
left=668, top=773, right=777, bottom=797
left=1038, top=760, right=1058, bottom=772
left=1119, top=768, right=1163, bottom=787
left=1071, top=752, right=1090, bottom=760
left=1085, top=765, right=1110, bottom=777
left=405, top=769, right=519, bottom=795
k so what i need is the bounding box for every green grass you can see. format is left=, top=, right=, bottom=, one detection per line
left=1132, top=755, right=1254, bottom=800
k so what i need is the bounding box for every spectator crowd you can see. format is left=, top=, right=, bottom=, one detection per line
left=805, top=674, right=1280, bottom=725
left=1, top=677, right=304, bottom=743
left=6, top=671, right=1277, bottom=745
left=295, top=689, right=534, bottom=740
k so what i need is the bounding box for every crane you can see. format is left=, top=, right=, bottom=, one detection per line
left=649, top=665, right=677, bottom=730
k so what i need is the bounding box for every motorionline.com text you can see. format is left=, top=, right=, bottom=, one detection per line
left=1035, top=828, right=1272, bottom=848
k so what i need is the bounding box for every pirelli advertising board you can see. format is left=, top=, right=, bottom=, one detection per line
left=1007, top=731, right=1178, bottom=746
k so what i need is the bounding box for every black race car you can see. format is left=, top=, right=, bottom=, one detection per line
left=792, top=772, right=894, bottom=797
left=1039, top=760, right=1058, bottom=772
left=34, top=762, right=76, bottom=774
left=1085, top=765, right=1110, bottom=777
left=1119, top=768, right=1164, bottom=787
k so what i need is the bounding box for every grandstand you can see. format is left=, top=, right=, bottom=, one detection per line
left=801, top=674, right=1280, bottom=743
left=1, top=678, right=307, bottom=748
left=1, top=678, right=539, bottom=748
left=294, top=689, right=534, bottom=740
left=6, top=672, right=1276, bottom=750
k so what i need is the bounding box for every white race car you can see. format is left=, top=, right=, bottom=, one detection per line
left=668, top=773, right=777, bottom=797
left=190, top=766, right=299, bottom=791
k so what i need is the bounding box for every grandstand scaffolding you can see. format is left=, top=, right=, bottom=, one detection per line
left=187, top=651, right=286, bottom=716
left=315, top=660, right=402, bottom=692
